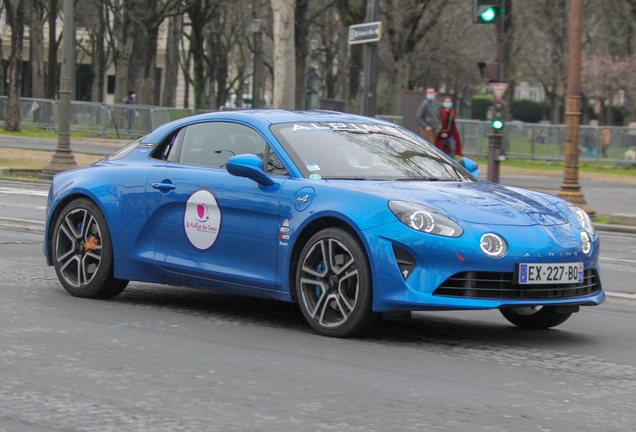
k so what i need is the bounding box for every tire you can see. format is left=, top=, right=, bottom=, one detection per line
left=296, top=228, right=378, bottom=337
left=52, top=198, right=128, bottom=299
left=500, top=306, right=572, bottom=329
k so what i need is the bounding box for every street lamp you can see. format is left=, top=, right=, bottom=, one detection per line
left=251, top=19, right=261, bottom=109
left=39, top=0, right=78, bottom=179
left=556, top=0, right=594, bottom=216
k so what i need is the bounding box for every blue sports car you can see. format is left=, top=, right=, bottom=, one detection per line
left=44, top=110, right=604, bottom=337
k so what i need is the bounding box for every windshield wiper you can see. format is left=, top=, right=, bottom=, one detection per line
left=395, top=177, right=457, bottom=182
left=322, top=177, right=368, bottom=180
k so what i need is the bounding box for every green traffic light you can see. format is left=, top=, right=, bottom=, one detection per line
left=492, top=119, right=504, bottom=130
left=480, top=7, right=496, bottom=22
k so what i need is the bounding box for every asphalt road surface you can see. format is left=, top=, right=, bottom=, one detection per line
left=1, top=228, right=636, bottom=431
left=2, top=178, right=636, bottom=430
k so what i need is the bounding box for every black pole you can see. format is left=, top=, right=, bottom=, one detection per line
left=487, top=10, right=505, bottom=182
left=361, top=0, right=379, bottom=117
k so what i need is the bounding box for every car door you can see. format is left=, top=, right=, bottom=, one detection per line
left=145, top=121, right=288, bottom=290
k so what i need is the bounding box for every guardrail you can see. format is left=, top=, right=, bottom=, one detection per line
left=1, top=96, right=634, bottom=164
left=377, top=115, right=636, bottom=164
left=0, top=96, right=200, bottom=139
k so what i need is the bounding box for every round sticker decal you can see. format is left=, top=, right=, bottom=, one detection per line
left=184, top=190, right=222, bottom=250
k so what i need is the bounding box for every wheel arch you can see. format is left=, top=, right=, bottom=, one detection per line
left=45, top=193, right=105, bottom=266
left=288, top=216, right=369, bottom=301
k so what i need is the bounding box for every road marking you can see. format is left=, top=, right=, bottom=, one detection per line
left=605, top=291, right=636, bottom=300
left=0, top=187, right=48, bottom=197
left=600, top=257, right=636, bottom=264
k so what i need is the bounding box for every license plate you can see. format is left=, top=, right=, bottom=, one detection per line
left=518, top=262, right=584, bottom=285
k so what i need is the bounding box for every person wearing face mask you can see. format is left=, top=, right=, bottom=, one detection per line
left=435, top=96, right=462, bottom=158
left=416, top=87, right=442, bottom=143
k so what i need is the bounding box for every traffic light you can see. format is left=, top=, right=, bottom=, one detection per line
left=491, top=99, right=506, bottom=131
left=472, top=0, right=504, bottom=24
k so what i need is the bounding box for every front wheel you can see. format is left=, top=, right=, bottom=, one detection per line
left=52, top=198, right=128, bottom=299
left=500, top=306, right=572, bottom=329
left=296, top=228, right=377, bottom=337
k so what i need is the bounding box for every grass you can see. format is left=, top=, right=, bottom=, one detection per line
left=0, top=124, right=98, bottom=140
left=473, top=157, right=636, bottom=177
left=0, top=124, right=140, bottom=140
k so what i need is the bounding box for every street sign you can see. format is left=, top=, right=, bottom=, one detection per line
left=490, top=83, right=509, bottom=100
left=348, top=21, right=382, bottom=45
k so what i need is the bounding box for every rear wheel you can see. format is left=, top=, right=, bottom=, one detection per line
left=500, top=306, right=572, bottom=329
left=52, top=198, right=128, bottom=299
left=296, top=228, right=377, bottom=337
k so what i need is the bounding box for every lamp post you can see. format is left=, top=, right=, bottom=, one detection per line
left=40, top=0, right=78, bottom=179
left=251, top=19, right=261, bottom=109
left=556, top=0, right=594, bottom=216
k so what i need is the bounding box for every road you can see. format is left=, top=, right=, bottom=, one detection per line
left=1, top=227, right=636, bottom=431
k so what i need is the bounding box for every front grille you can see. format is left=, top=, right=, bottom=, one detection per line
left=433, top=269, right=601, bottom=300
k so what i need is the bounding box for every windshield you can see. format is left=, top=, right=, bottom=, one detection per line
left=270, top=122, right=475, bottom=182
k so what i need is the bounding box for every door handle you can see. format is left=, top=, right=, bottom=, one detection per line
left=152, top=182, right=176, bottom=191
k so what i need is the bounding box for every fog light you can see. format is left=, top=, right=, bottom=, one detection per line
left=581, top=231, right=591, bottom=255
left=480, top=233, right=507, bottom=258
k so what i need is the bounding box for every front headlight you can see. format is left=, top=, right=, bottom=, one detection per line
left=567, top=203, right=596, bottom=235
left=389, top=201, right=463, bottom=237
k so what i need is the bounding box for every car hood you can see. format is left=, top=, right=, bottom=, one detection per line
left=330, top=180, right=569, bottom=226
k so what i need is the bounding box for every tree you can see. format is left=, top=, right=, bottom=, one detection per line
left=105, top=0, right=136, bottom=104
left=336, top=0, right=366, bottom=112
left=382, top=0, right=448, bottom=115
left=582, top=55, right=636, bottom=125
left=517, top=0, right=569, bottom=124
left=186, top=0, right=218, bottom=109
left=162, top=14, right=182, bottom=106
left=3, top=0, right=25, bottom=132
left=271, top=0, right=295, bottom=108
left=76, top=0, right=109, bottom=102
left=138, top=0, right=187, bottom=105
left=46, top=0, right=61, bottom=99
left=28, top=0, right=46, bottom=99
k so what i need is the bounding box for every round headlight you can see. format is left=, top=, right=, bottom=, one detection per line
left=410, top=211, right=434, bottom=232
left=581, top=231, right=591, bottom=255
left=480, top=233, right=508, bottom=258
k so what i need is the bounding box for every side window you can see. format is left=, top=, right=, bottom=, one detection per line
left=265, top=147, right=289, bottom=176
left=179, top=122, right=268, bottom=169
left=176, top=121, right=289, bottom=176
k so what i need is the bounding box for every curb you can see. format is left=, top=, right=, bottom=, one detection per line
left=0, top=168, right=50, bottom=181
left=594, top=223, right=636, bottom=234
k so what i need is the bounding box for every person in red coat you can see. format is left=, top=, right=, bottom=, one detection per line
left=435, top=96, right=462, bottom=158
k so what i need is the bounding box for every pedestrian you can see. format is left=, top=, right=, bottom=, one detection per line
left=435, top=96, right=462, bottom=158
left=416, top=87, right=442, bottom=143
left=124, top=90, right=136, bottom=133
left=601, top=128, right=611, bottom=158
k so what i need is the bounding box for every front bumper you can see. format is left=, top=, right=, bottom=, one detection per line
left=361, top=221, right=604, bottom=312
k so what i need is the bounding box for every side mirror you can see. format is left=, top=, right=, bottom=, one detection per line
left=458, top=157, right=480, bottom=178
left=226, top=154, right=275, bottom=186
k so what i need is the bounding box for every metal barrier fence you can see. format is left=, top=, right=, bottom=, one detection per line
left=1, top=96, right=634, bottom=163
left=377, top=115, right=636, bottom=164
left=0, top=96, right=200, bottom=139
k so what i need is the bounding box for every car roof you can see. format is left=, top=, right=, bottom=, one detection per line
left=141, top=109, right=396, bottom=144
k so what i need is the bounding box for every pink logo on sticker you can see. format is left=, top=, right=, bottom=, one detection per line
left=184, top=190, right=221, bottom=250
left=196, top=203, right=209, bottom=222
